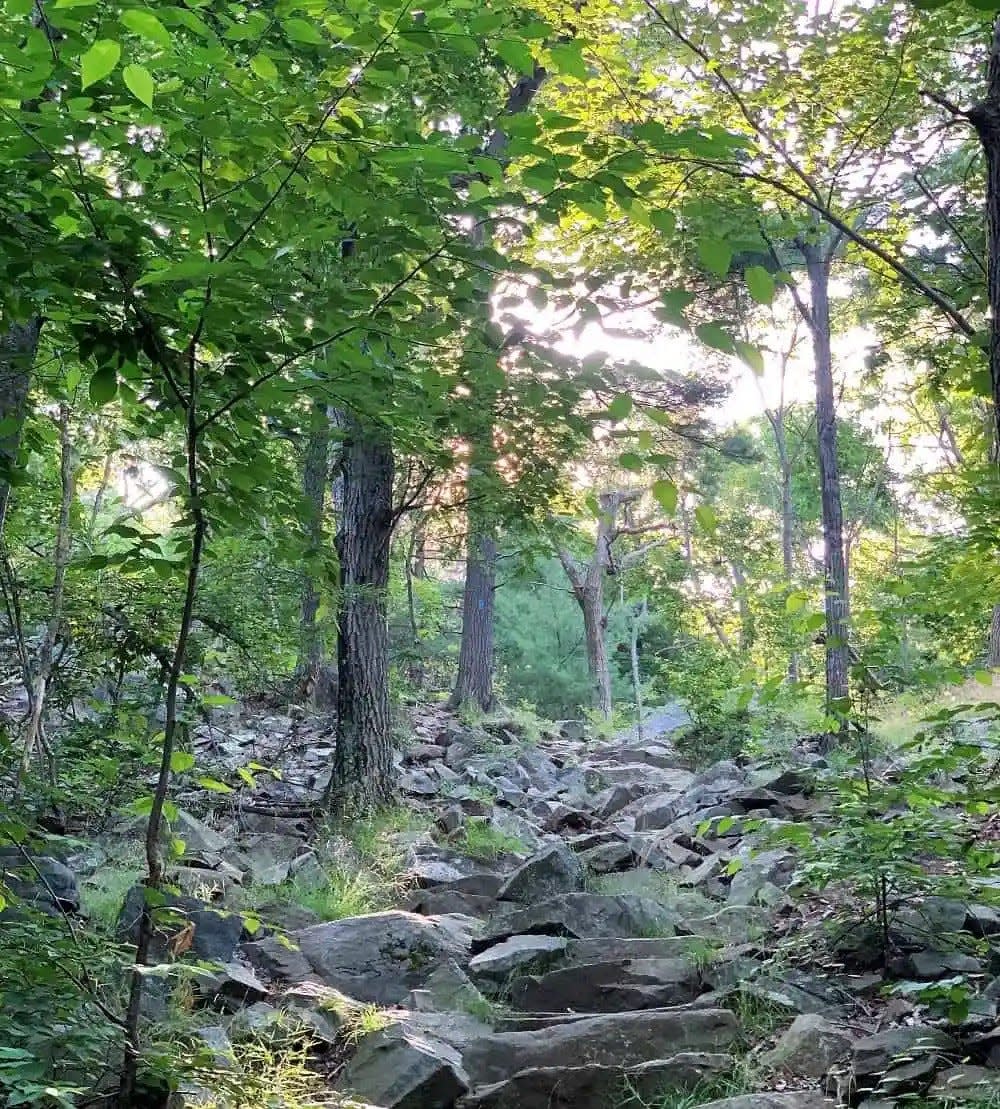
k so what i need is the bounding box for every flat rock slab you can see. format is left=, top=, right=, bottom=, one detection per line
left=762, top=1014, right=854, bottom=1076
left=694, top=1095, right=835, bottom=1109
left=246, top=911, right=477, bottom=1005
left=477, top=893, right=676, bottom=950
left=461, top=1052, right=731, bottom=1109
left=469, top=934, right=569, bottom=983
left=462, top=1006, right=738, bottom=1085
left=508, top=956, right=702, bottom=1013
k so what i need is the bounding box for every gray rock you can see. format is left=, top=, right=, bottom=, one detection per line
left=0, top=850, right=79, bottom=915
left=262, top=911, right=477, bottom=1004
left=196, top=962, right=269, bottom=1010
left=463, top=1007, right=737, bottom=1085
left=478, top=893, right=676, bottom=949
left=117, top=885, right=244, bottom=963
left=171, top=809, right=230, bottom=857
left=469, top=935, right=569, bottom=984
left=462, top=1052, right=730, bottom=1109
left=509, top=955, right=701, bottom=1012
left=336, top=1022, right=469, bottom=1109
left=930, top=1066, right=1000, bottom=1101
left=762, top=1014, right=854, bottom=1076
left=693, top=1095, right=833, bottom=1109
left=497, top=844, right=585, bottom=904
left=852, top=1025, right=959, bottom=1093
left=740, top=970, right=855, bottom=1017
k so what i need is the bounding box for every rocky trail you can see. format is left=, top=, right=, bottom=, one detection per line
left=10, top=705, right=1000, bottom=1108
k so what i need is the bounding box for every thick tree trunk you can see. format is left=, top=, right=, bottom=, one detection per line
left=581, top=584, right=612, bottom=718
left=988, top=604, right=1000, bottom=669
left=328, top=412, right=395, bottom=814
left=775, top=424, right=800, bottom=681
left=803, top=245, right=851, bottom=723
left=0, top=320, right=41, bottom=535
left=295, top=401, right=335, bottom=707
left=629, top=597, right=646, bottom=740
left=449, top=523, right=496, bottom=712
left=969, top=16, right=1000, bottom=456
left=729, top=560, right=753, bottom=652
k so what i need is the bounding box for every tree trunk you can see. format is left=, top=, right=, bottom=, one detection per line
left=581, top=584, right=612, bottom=718
left=729, top=560, right=753, bottom=652
left=0, top=320, right=41, bottom=536
left=295, top=400, right=335, bottom=707
left=629, top=596, right=646, bottom=741
left=449, top=523, right=496, bottom=712
left=775, top=420, right=800, bottom=681
left=803, top=244, right=851, bottom=723
left=327, top=411, right=395, bottom=814
left=988, top=604, right=1000, bottom=669
left=969, top=16, right=1000, bottom=456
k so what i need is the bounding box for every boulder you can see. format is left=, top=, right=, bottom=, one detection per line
left=250, top=911, right=477, bottom=1005
left=195, top=962, right=269, bottom=1011
left=469, top=935, right=569, bottom=984
left=852, top=1025, right=959, bottom=1096
left=462, top=1007, right=737, bottom=1085
left=930, top=1066, right=1000, bottom=1101
left=739, top=970, right=855, bottom=1017
left=763, top=1014, right=855, bottom=1076
left=336, top=1022, right=469, bottom=1109
left=170, top=809, right=230, bottom=857
left=477, top=894, right=676, bottom=949
left=497, top=844, right=584, bottom=904
left=462, top=1053, right=731, bottom=1109
left=693, top=1095, right=834, bottom=1109
left=0, top=850, right=79, bottom=915
left=118, top=885, right=244, bottom=963
left=508, top=955, right=702, bottom=1013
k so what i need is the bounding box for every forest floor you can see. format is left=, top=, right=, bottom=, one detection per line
left=9, top=695, right=1000, bottom=1109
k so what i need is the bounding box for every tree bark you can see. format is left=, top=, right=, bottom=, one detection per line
left=0, top=320, right=41, bottom=536
left=327, top=411, right=395, bottom=814
left=988, top=604, right=1000, bottom=669
left=968, top=16, right=1000, bottom=456
left=802, top=243, right=851, bottom=723
left=449, top=523, right=496, bottom=712
left=295, top=400, right=335, bottom=707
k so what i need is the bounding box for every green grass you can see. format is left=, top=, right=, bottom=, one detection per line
left=455, top=818, right=528, bottom=861
left=79, top=852, right=144, bottom=930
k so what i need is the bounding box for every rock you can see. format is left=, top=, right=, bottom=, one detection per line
left=0, top=850, right=79, bottom=915
left=118, top=886, right=244, bottom=963
left=477, top=894, right=676, bottom=949
left=462, top=1007, right=738, bottom=1085
left=966, top=904, right=1000, bottom=938
left=462, top=1053, right=731, bottom=1109
left=763, top=1014, right=855, bottom=1076
left=253, top=911, right=477, bottom=1005
left=437, top=806, right=465, bottom=834
left=497, top=844, right=585, bottom=904
left=469, top=935, right=569, bottom=984
left=406, top=845, right=501, bottom=890
left=852, top=1025, right=959, bottom=1095
left=195, top=962, right=269, bottom=1010
left=508, top=955, right=702, bottom=1012
left=903, top=949, right=985, bottom=979
left=693, top=1095, right=833, bottom=1109
left=930, top=1066, right=1000, bottom=1101
left=579, top=840, right=637, bottom=874
left=233, top=833, right=306, bottom=886
left=336, top=1022, right=469, bottom=1109
left=593, top=784, right=647, bottom=820
left=563, top=936, right=708, bottom=964
left=171, top=809, right=230, bottom=857
left=406, top=889, right=499, bottom=918
left=740, top=970, right=855, bottom=1017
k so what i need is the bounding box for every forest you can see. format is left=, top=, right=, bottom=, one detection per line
left=7, top=0, right=1000, bottom=1105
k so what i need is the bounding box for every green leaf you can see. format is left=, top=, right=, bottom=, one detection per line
left=202, top=693, right=235, bottom=706
left=658, top=288, right=695, bottom=327
left=282, top=17, right=325, bottom=44
left=123, top=64, right=154, bottom=107
left=548, top=42, right=588, bottom=81
left=197, top=776, right=234, bottom=793
left=80, top=39, right=121, bottom=89
left=607, top=393, right=633, bottom=422
left=121, top=10, right=172, bottom=49
left=496, top=38, right=535, bottom=74
left=170, top=751, right=195, bottom=773
left=619, top=451, right=644, bottom=472
left=652, top=479, right=678, bottom=515
left=975, top=670, right=994, bottom=686
left=250, top=53, right=279, bottom=82
left=745, top=265, right=775, bottom=304
left=695, top=322, right=735, bottom=353
left=89, top=366, right=118, bottom=405
left=697, top=238, right=732, bottom=277
left=734, top=340, right=764, bottom=374
left=786, top=591, right=808, bottom=614
left=694, top=504, right=717, bottom=533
